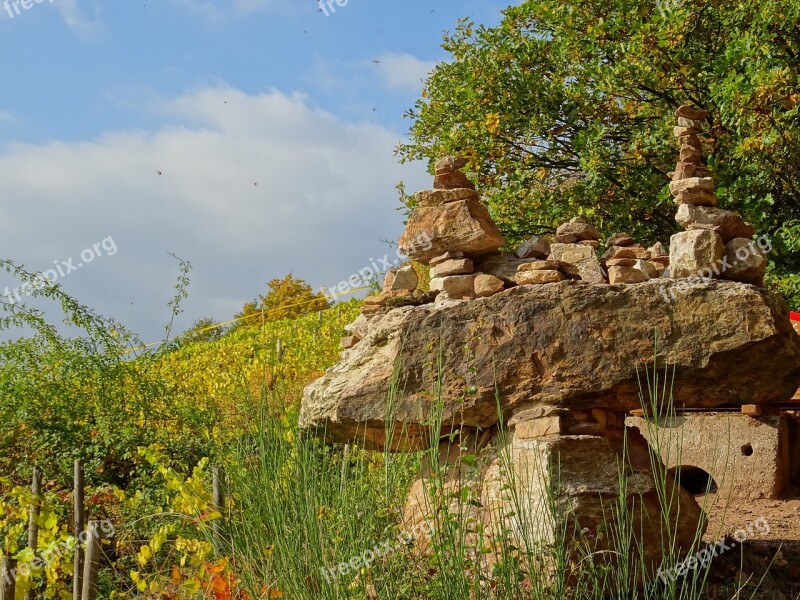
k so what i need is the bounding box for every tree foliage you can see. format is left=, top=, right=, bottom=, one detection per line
left=234, top=274, right=329, bottom=329
left=399, top=0, right=800, bottom=306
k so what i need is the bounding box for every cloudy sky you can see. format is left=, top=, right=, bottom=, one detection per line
left=0, top=0, right=504, bottom=342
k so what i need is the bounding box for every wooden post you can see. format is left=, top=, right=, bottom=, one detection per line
left=25, top=466, right=41, bottom=600
left=80, top=522, right=102, bottom=600
left=73, top=460, right=85, bottom=600
left=0, top=558, right=16, bottom=600
left=276, top=339, right=284, bottom=363
left=212, top=466, right=225, bottom=549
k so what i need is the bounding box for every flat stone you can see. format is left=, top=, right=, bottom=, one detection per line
left=674, top=126, right=700, bottom=137
left=677, top=116, right=704, bottom=129
left=679, top=133, right=703, bottom=149
left=430, top=258, right=473, bottom=278
left=579, top=240, right=600, bottom=249
left=515, top=235, right=551, bottom=259
left=515, top=269, right=565, bottom=285
left=549, top=243, right=605, bottom=283
left=429, top=274, right=477, bottom=297
left=611, top=246, right=650, bottom=260
left=415, top=188, right=480, bottom=208
left=518, top=260, right=562, bottom=271
left=675, top=190, right=719, bottom=207
left=669, top=229, right=724, bottom=279
left=474, top=253, right=541, bottom=285
left=434, top=156, right=468, bottom=174
left=723, top=238, right=768, bottom=286
left=672, top=161, right=697, bottom=180
left=514, top=416, right=565, bottom=438
left=606, top=232, right=635, bottom=248
left=555, top=221, right=601, bottom=242
left=429, top=250, right=465, bottom=266
left=675, top=204, right=755, bottom=243
left=473, top=273, right=504, bottom=297
left=434, top=171, right=476, bottom=190
left=398, top=198, right=505, bottom=263
left=391, top=265, right=419, bottom=291
left=670, top=177, right=715, bottom=197
left=607, top=258, right=637, bottom=267
left=608, top=265, right=649, bottom=284
left=301, top=281, right=800, bottom=450
left=675, top=104, right=709, bottom=120
left=679, top=145, right=702, bottom=164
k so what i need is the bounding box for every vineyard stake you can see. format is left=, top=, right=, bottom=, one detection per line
left=73, top=460, right=85, bottom=600
left=80, top=522, right=102, bottom=600
left=25, top=466, right=41, bottom=600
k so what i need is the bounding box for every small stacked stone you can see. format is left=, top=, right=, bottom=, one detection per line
left=396, top=157, right=506, bottom=304
left=547, top=217, right=606, bottom=283
left=601, top=233, right=666, bottom=284
left=667, top=105, right=766, bottom=285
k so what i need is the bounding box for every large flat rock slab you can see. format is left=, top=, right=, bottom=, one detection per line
left=300, top=280, right=800, bottom=449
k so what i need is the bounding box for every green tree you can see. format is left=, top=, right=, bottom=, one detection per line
left=234, top=274, right=329, bottom=329
left=399, top=0, right=800, bottom=306
left=182, top=317, right=223, bottom=343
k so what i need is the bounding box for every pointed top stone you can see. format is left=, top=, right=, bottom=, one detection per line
left=675, top=104, right=709, bottom=121
left=435, top=156, right=469, bottom=174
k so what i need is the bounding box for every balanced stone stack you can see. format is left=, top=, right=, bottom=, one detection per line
left=668, top=105, right=766, bottom=285
left=601, top=232, right=667, bottom=284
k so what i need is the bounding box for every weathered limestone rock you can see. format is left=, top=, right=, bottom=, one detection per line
left=515, top=269, right=565, bottom=285
left=430, top=258, right=473, bottom=278
left=675, top=204, right=755, bottom=243
left=608, top=265, right=649, bottom=284
left=669, top=229, right=724, bottom=278
left=518, top=260, right=562, bottom=271
left=675, top=104, right=709, bottom=121
left=429, top=250, right=465, bottom=266
left=435, top=156, right=468, bottom=173
left=415, top=188, right=479, bottom=208
left=554, top=219, right=601, bottom=243
left=606, top=232, right=635, bottom=248
left=391, top=265, right=419, bottom=291
left=548, top=243, right=605, bottom=283
left=403, top=426, right=704, bottom=575
left=300, top=280, right=800, bottom=449
left=473, top=273, right=504, bottom=297
left=723, top=238, right=768, bottom=286
left=434, top=171, right=476, bottom=190
left=474, top=252, right=542, bottom=285
left=429, top=274, right=476, bottom=298
left=341, top=335, right=360, bottom=349
left=629, top=413, right=791, bottom=500
left=610, top=246, right=650, bottom=260
left=398, top=198, right=504, bottom=263
left=516, top=235, right=551, bottom=259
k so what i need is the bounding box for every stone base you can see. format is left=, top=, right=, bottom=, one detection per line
left=403, top=414, right=705, bottom=580
left=628, top=412, right=795, bottom=500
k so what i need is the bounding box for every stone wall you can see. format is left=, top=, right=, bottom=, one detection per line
left=628, top=412, right=795, bottom=500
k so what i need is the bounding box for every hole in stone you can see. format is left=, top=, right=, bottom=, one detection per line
left=741, top=443, right=754, bottom=457
left=668, top=466, right=718, bottom=495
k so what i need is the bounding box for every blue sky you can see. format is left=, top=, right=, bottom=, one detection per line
left=0, top=0, right=505, bottom=342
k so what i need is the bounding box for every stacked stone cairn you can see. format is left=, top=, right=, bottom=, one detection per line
left=667, top=104, right=765, bottom=285
left=344, top=135, right=769, bottom=350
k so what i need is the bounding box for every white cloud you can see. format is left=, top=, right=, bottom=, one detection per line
left=0, top=109, right=13, bottom=123
left=373, top=53, right=436, bottom=92
left=0, top=86, right=428, bottom=340
left=53, top=0, right=101, bottom=35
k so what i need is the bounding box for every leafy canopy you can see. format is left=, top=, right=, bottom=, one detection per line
left=234, top=274, right=329, bottom=329
left=399, top=0, right=800, bottom=306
